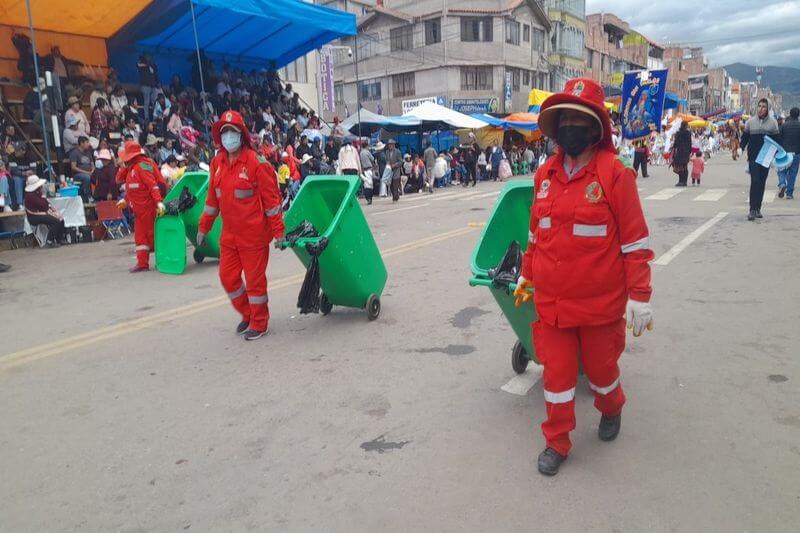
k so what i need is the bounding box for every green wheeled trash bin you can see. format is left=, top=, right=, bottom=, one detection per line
left=154, top=171, right=223, bottom=274
left=469, top=180, right=538, bottom=373
left=281, top=175, right=387, bottom=320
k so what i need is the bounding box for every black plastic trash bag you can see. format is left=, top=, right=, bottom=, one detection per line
left=488, top=241, right=522, bottom=293
left=164, top=186, right=197, bottom=216
left=285, top=220, right=319, bottom=247
left=297, top=237, right=329, bottom=314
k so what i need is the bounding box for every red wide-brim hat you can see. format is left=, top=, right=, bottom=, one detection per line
left=538, top=77, right=614, bottom=152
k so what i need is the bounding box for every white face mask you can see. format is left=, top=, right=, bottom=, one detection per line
left=95, top=160, right=103, bottom=169
left=221, top=130, right=242, bottom=153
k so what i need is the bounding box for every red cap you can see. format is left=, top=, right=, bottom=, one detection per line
left=212, top=110, right=252, bottom=149
left=538, top=78, right=614, bottom=152
left=120, top=141, right=145, bottom=163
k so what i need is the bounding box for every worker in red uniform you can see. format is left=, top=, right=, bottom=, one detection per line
left=116, top=141, right=165, bottom=273
left=198, top=111, right=285, bottom=341
left=513, top=78, right=654, bottom=476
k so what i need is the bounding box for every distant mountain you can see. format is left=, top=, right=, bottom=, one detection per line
left=724, top=63, right=800, bottom=109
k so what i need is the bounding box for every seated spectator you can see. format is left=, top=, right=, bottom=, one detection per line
left=103, top=114, right=123, bottom=150
left=170, top=74, right=183, bottom=96
left=153, top=93, right=170, bottom=121
left=24, top=175, right=65, bottom=246
left=64, top=96, right=90, bottom=137
left=109, top=85, right=128, bottom=118
left=68, top=136, right=94, bottom=202
left=144, top=134, right=159, bottom=160
left=7, top=142, right=34, bottom=210
left=160, top=154, right=185, bottom=186
left=91, top=148, right=118, bottom=201
left=308, top=110, right=320, bottom=130
left=216, top=73, right=232, bottom=98
left=167, top=107, right=183, bottom=140
left=122, top=116, right=140, bottom=140
left=89, top=81, right=107, bottom=111
left=90, top=97, right=109, bottom=138
left=0, top=160, right=11, bottom=212
left=62, top=114, right=82, bottom=152
left=158, top=138, right=178, bottom=163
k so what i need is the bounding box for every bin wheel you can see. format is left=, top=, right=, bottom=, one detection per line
left=511, top=341, right=529, bottom=374
left=320, top=293, right=333, bottom=315
left=366, top=294, right=381, bottom=321
left=193, top=250, right=205, bottom=263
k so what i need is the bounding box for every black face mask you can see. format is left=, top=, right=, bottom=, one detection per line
left=556, top=126, right=593, bottom=157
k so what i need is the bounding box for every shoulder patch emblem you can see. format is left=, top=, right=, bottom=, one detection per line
left=139, top=162, right=154, bottom=172
left=537, top=179, right=551, bottom=199
left=256, top=154, right=268, bottom=164
left=585, top=181, right=603, bottom=203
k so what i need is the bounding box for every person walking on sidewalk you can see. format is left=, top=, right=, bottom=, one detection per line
left=777, top=107, right=800, bottom=200
left=386, top=139, right=403, bottom=203
left=513, top=77, right=654, bottom=476
left=741, top=98, right=780, bottom=220
left=423, top=142, right=437, bottom=193
left=671, top=122, right=692, bottom=186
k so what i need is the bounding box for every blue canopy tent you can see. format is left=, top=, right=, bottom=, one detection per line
left=470, top=114, right=539, bottom=132
left=108, top=0, right=356, bottom=83
left=665, top=92, right=688, bottom=110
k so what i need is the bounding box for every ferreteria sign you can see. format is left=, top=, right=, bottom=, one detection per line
left=401, top=96, right=445, bottom=114
left=451, top=98, right=499, bottom=114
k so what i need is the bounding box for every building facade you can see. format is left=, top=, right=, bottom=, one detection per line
left=329, top=0, right=552, bottom=119
left=662, top=46, right=706, bottom=103
left=545, top=0, right=585, bottom=91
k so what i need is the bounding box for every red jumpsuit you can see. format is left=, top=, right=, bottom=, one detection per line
left=198, top=147, right=285, bottom=332
left=521, top=149, right=653, bottom=456
left=119, top=156, right=164, bottom=269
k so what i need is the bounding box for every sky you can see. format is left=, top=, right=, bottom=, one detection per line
left=585, top=0, right=800, bottom=69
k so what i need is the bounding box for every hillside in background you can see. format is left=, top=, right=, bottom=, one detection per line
left=725, top=63, right=800, bottom=109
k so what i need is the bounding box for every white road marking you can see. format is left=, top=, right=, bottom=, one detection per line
left=653, top=211, right=728, bottom=266
left=763, top=190, right=776, bottom=203
left=372, top=203, right=430, bottom=216
left=693, top=188, right=728, bottom=202
left=645, top=188, right=686, bottom=200
left=431, top=190, right=487, bottom=202
left=473, top=191, right=500, bottom=199
left=501, top=365, right=544, bottom=396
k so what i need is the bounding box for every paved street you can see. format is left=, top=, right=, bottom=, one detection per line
left=1, top=156, right=798, bottom=532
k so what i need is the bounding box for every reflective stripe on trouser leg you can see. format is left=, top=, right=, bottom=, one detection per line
left=219, top=244, right=250, bottom=322
left=133, top=206, right=155, bottom=268
left=533, top=320, right=580, bottom=456
left=578, top=319, right=627, bottom=417
left=241, top=246, right=270, bottom=332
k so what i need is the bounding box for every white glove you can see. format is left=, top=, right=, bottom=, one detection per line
left=196, top=232, right=206, bottom=247
left=156, top=202, right=166, bottom=216
left=626, top=299, right=654, bottom=337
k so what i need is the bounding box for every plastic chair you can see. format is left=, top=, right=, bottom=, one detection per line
left=95, top=200, right=130, bottom=239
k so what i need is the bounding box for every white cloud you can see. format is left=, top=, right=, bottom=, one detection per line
left=585, top=0, right=800, bottom=68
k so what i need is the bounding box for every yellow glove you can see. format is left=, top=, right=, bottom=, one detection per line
left=116, top=198, right=127, bottom=210
left=513, top=277, right=534, bottom=307
left=156, top=202, right=166, bottom=217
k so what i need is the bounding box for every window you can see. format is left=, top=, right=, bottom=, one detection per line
left=391, top=25, right=413, bottom=52
left=392, top=72, right=415, bottom=98
left=523, top=24, right=531, bottom=43
left=280, top=55, right=307, bottom=83
left=461, top=66, right=493, bottom=91
left=532, top=28, right=546, bottom=53
left=505, top=19, right=520, bottom=46
left=507, top=68, right=520, bottom=91
left=523, top=70, right=530, bottom=86
left=358, top=80, right=381, bottom=101
left=334, top=83, right=344, bottom=106
left=425, top=18, right=441, bottom=45
left=461, top=16, right=493, bottom=42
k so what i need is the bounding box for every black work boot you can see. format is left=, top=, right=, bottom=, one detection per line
left=755, top=209, right=763, bottom=219
left=537, top=447, right=567, bottom=476
left=236, top=321, right=250, bottom=335
left=747, top=210, right=756, bottom=221
left=598, top=415, right=621, bottom=442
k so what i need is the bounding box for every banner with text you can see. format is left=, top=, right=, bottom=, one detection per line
left=620, top=69, right=668, bottom=140
left=452, top=98, right=500, bottom=114
left=402, top=96, right=446, bottom=114
left=318, top=47, right=335, bottom=114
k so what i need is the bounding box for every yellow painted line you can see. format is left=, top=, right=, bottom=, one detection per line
left=0, top=225, right=479, bottom=372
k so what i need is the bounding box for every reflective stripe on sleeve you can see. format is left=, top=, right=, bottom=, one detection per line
left=588, top=378, right=620, bottom=395
left=248, top=294, right=269, bottom=305
left=227, top=285, right=246, bottom=300
left=128, top=183, right=140, bottom=189
left=621, top=236, right=650, bottom=254
left=234, top=188, right=254, bottom=199
left=539, top=216, right=551, bottom=229
left=135, top=244, right=150, bottom=251
left=215, top=188, right=222, bottom=197
left=573, top=224, right=607, bottom=237
left=204, top=205, right=219, bottom=216
left=265, top=205, right=281, bottom=217
left=543, top=388, right=575, bottom=404
left=528, top=230, right=535, bottom=243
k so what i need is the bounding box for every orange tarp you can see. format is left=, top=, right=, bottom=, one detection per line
left=0, top=0, right=151, bottom=37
